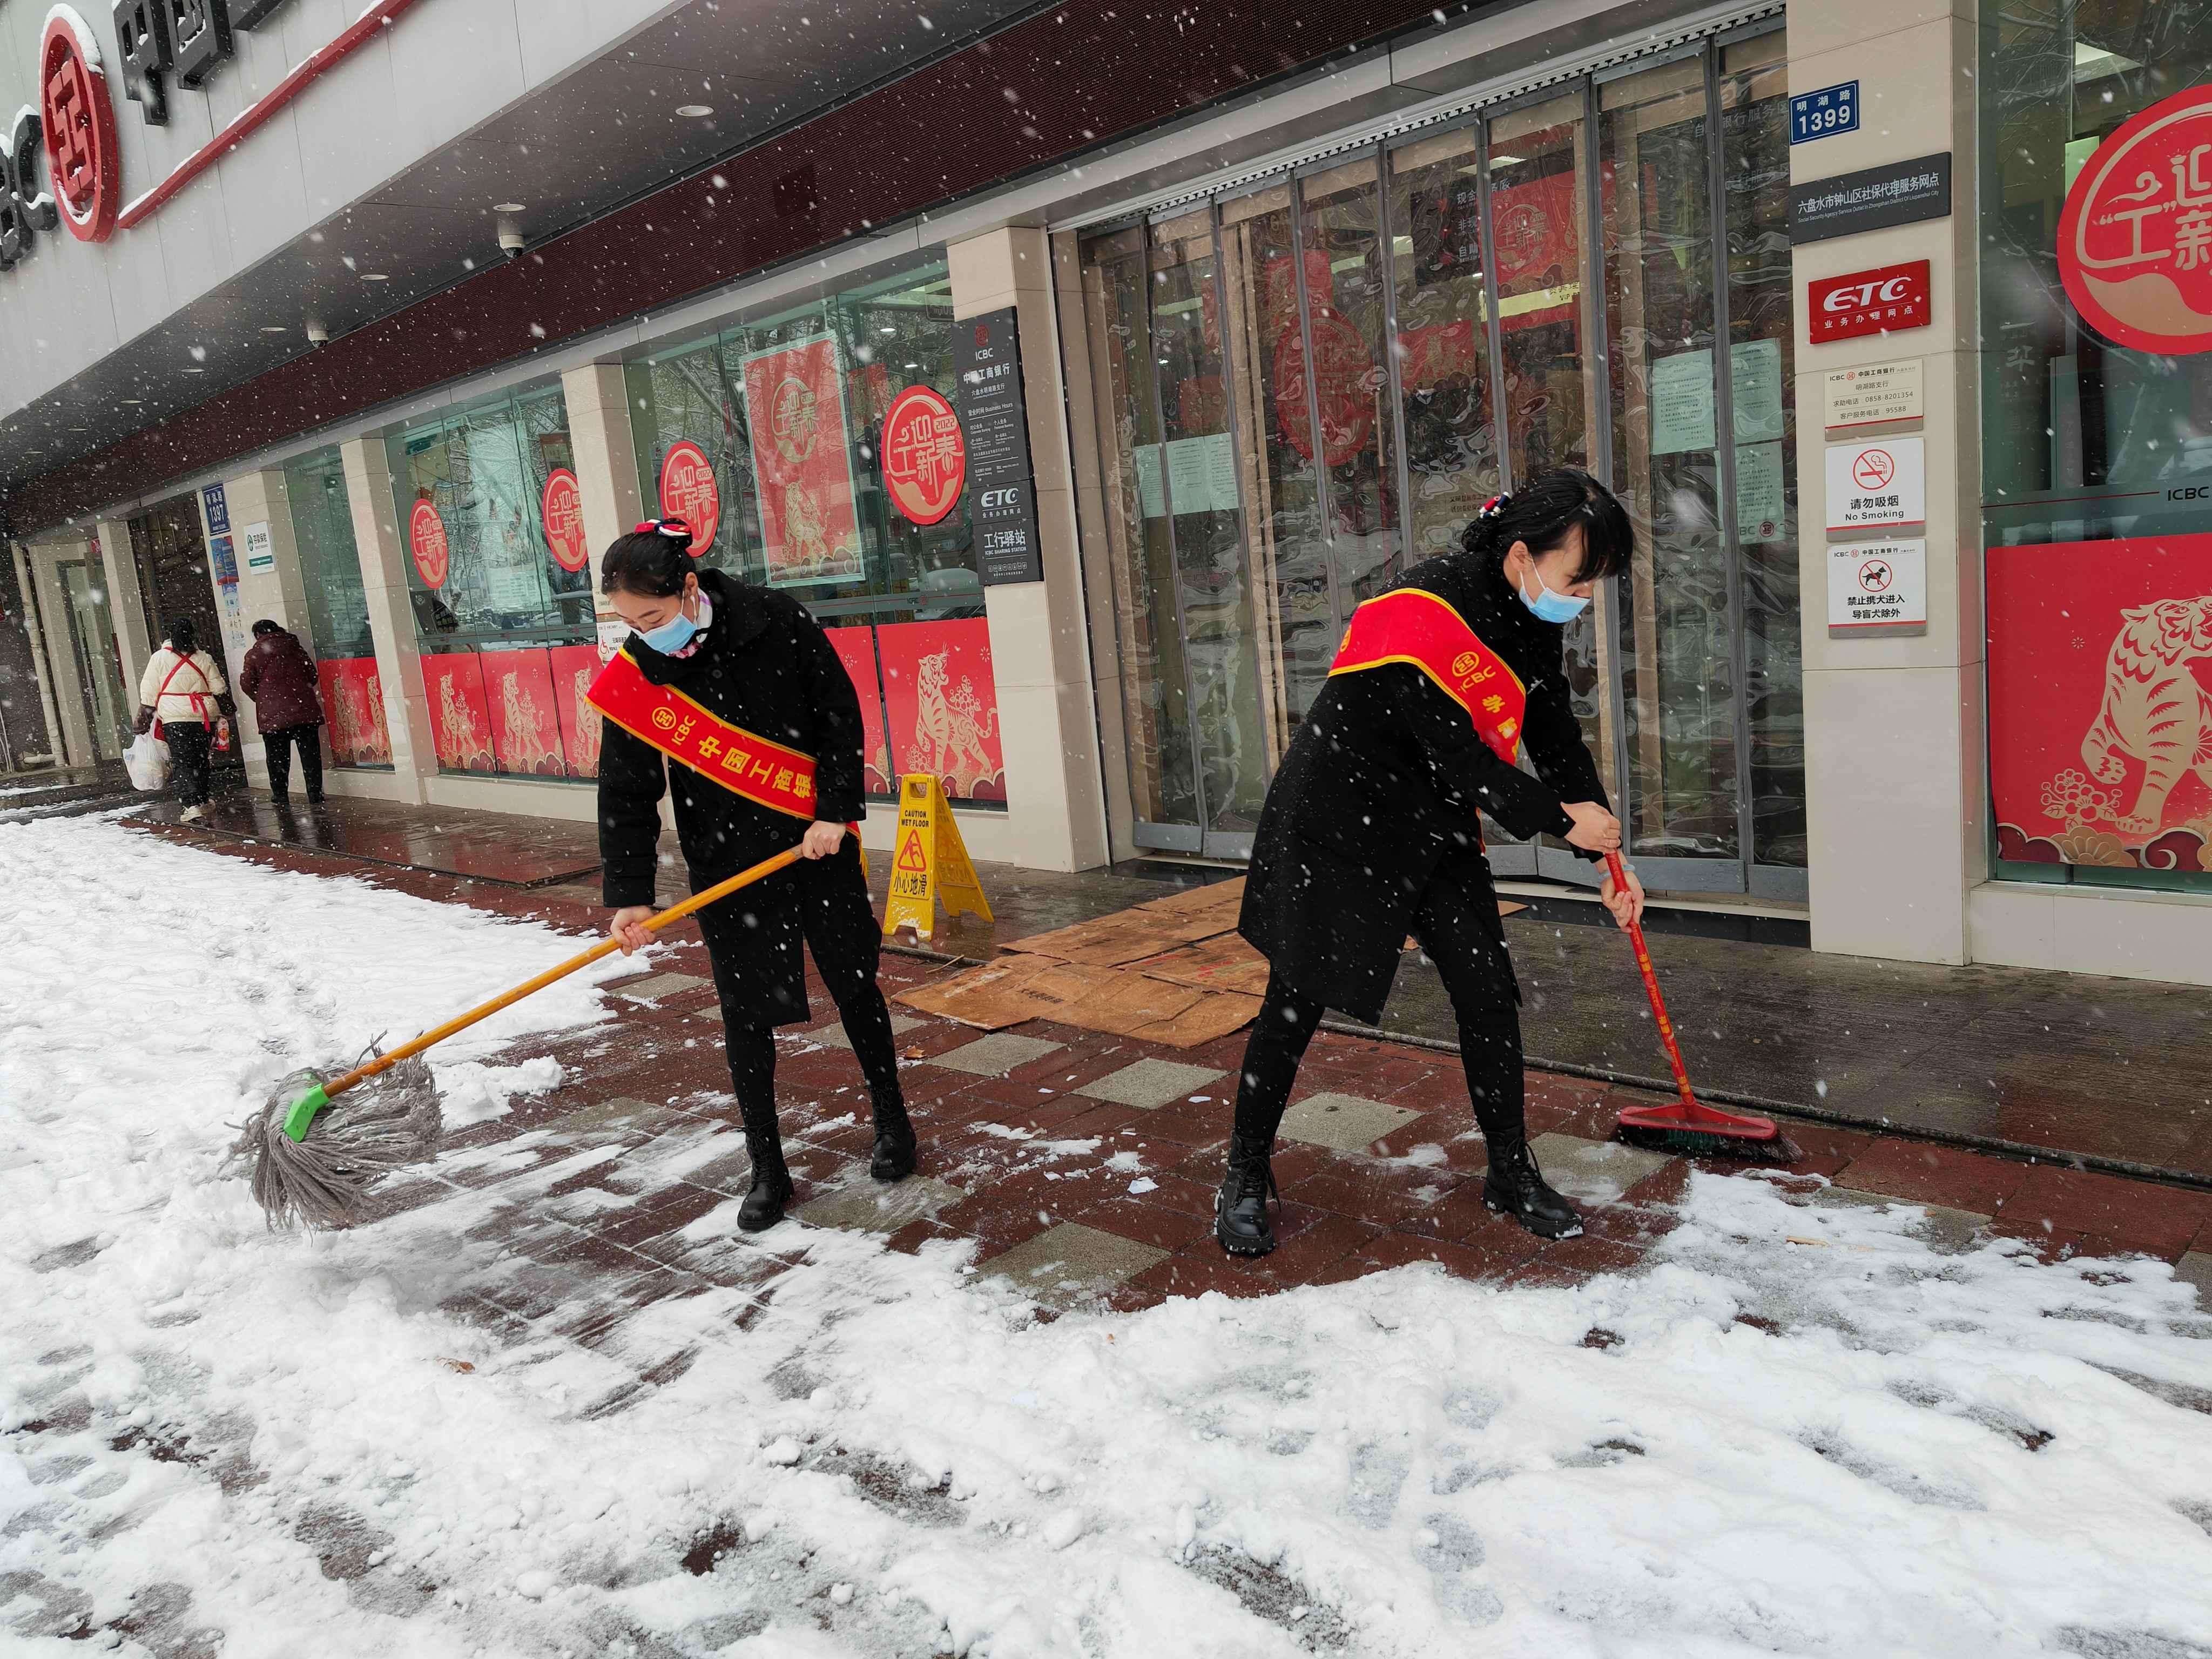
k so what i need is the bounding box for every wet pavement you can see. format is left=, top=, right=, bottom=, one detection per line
left=124, top=794, right=2212, bottom=1186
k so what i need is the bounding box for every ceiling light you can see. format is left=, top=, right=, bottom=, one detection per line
left=879, top=325, right=896, bottom=334
left=183, top=366, right=205, bottom=374
left=362, top=272, right=389, bottom=281
left=122, top=398, right=143, bottom=406
left=493, top=201, right=525, bottom=213
left=261, top=325, right=287, bottom=333
left=676, top=104, right=713, bottom=118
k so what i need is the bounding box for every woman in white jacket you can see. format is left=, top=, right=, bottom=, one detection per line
left=137, top=619, right=231, bottom=822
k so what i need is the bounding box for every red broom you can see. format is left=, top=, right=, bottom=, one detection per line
left=1603, top=851, right=1799, bottom=1162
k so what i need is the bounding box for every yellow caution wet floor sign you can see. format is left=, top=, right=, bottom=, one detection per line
left=881, top=774, right=992, bottom=938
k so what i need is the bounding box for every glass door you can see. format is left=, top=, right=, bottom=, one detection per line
left=57, top=561, right=128, bottom=761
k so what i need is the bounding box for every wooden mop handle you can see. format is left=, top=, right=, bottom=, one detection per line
left=1604, top=850, right=1697, bottom=1110
left=316, top=844, right=807, bottom=1105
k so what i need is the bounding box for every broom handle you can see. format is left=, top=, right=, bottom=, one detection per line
left=1604, top=850, right=1698, bottom=1111
left=314, top=844, right=808, bottom=1105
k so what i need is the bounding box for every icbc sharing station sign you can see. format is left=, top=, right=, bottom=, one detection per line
left=880, top=385, right=966, bottom=525
left=2058, top=84, right=2212, bottom=355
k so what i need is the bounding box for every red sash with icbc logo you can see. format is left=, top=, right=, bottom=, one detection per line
left=584, top=649, right=818, bottom=819
left=1327, top=588, right=1527, bottom=765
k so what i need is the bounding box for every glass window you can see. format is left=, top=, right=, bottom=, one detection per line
left=1981, top=0, right=2212, bottom=893
left=386, top=385, right=596, bottom=781
left=285, top=445, right=389, bottom=768
left=627, top=260, right=1006, bottom=804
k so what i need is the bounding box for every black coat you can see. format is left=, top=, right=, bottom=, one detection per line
left=1239, top=547, right=1609, bottom=1023
left=597, top=569, right=874, bottom=1023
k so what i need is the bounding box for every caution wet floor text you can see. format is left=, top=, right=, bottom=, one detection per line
left=881, top=774, right=992, bottom=938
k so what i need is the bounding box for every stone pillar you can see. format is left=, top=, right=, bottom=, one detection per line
left=559, top=361, right=645, bottom=646
left=339, top=436, right=436, bottom=805
left=947, top=225, right=1111, bottom=872
left=10, top=539, right=70, bottom=768
left=208, top=468, right=318, bottom=788
left=1791, top=5, right=1980, bottom=965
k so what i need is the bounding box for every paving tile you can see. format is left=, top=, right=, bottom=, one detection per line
left=926, top=1032, right=1067, bottom=1077
left=538, top=1096, right=685, bottom=1143
left=1536, top=1233, right=1646, bottom=1277
left=1082, top=1196, right=1217, bottom=1255
left=1798, top=1185, right=1990, bottom=1255
left=1834, top=1138, right=2028, bottom=1215
left=1255, top=1204, right=1385, bottom=1284
left=1347, top=1229, right=1502, bottom=1283
left=1279, top=1091, right=1424, bottom=1153
left=794, top=1175, right=967, bottom=1236
left=1074, top=1057, right=1227, bottom=1110
left=2175, top=1250, right=2212, bottom=1309
left=982, top=1222, right=1169, bottom=1310
left=2002, top=1165, right=2212, bottom=1264
left=1129, top=1251, right=1277, bottom=1301
left=801, top=1012, right=926, bottom=1051
left=1525, top=1132, right=1672, bottom=1206
left=611, top=972, right=713, bottom=1002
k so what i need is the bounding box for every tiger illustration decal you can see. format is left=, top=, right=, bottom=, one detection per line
left=2080, top=594, right=2212, bottom=834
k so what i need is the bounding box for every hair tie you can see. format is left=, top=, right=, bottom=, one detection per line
left=632, top=517, right=692, bottom=540
left=1479, top=493, right=1512, bottom=521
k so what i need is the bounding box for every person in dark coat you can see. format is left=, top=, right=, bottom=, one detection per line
left=238, top=619, right=327, bottom=805
left=1219, top=468, right=1647, bottom=1255
left=595, top=520, right=914, bottom=1231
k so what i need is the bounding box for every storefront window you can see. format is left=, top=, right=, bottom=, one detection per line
left=625, top=260, right=1004, bottom=804
left=386, top=385, right=600, bottom=781
left=1981, top=0, right=2212, bottom=892
left=285, top=446, right=389, bottom=768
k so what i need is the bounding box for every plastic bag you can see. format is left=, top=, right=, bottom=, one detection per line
left=124, top=729, right=171, bottom=792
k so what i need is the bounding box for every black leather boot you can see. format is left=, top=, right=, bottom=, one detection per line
left=1215, top=1132, right=1280, bottom=1256
left=869, top=1097, right=917, bottom=1183
left=1481, top=1135, right=1582, bottom=1239
left=738, top=1107, right=794, bottom=1232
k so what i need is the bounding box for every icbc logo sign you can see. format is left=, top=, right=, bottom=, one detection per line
left=1807, top=260, right=1931, bottom=342
left=2057, top=84, right=2212, bottom=355
left=0, top=8, right=120, bottom=264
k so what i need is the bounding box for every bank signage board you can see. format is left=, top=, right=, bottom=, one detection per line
left=954, top=308, right=1043, bottom=585
left=1824, top=358, right=1924, bottom=430
left=243, top=520, right=274, bottom=570
left=2056, top=84, right=2212, bottom=356
left=1808, top=260, right=1931, bottom=343
left=1825, top=436, right=1926, bottom=532
left=1790, top=154, right=1951, bottom=245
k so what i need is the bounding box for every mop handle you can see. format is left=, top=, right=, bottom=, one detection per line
left=1604, top=850, right=1698, bottom=1111
left=314, top=844, right=808, bottom=1105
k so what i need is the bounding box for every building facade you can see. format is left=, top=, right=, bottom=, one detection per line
left=1, top=0, right=2207, bottom=984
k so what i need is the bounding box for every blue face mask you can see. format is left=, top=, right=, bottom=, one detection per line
left=1518, top=563, right=1590, bottom=625
left=637, top=591, right=707, bottom=655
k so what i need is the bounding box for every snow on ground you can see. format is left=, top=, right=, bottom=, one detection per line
left=6, top=817, right=2212, bottom=1657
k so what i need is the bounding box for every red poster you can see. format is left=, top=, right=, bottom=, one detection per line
left=420, top=652, right=497, bottom=773
left=826, top=625, right=893, bottom=793
left=548, top=644, right=605, bottom=779
left=1492, top=167, right=1581, bottom=331
left=741, top=335, right=865, bottom=586
left=880, top=386, right=966, bottom=525
left=1808, top=261, right=1932, bottom=343
left=316, top=657, right=391, bottom=767
left=2058, top=85, right=2212, bottom=356
left=1275, top=311, right=1377, bottom=468
left=542, top=468, right=589, bottom=572
left=409, top=500, right=450, bottom=589
left=876, top=618, right=1004, bottom=802
left=658, top=440, right=722, bottom=558
left=1988, top=534, right=2212, bottom=874
left=483, top=648, right=565, bottom=777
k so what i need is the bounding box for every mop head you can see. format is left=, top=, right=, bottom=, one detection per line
left=230, top=1054, right=443, bottom=1231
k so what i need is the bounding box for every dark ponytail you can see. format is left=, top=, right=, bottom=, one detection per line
left=600, top=518, right=697, bottom=598
left=1460, top=466, right=1634, bottom=583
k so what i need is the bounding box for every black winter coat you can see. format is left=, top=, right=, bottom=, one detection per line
left=1239, top=547, right=1609, bottom=1023
left=597, top=570, right=872, bottom=1020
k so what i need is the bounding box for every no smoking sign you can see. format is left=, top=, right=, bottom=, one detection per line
left=1825, top=435, right=1924, bottom=532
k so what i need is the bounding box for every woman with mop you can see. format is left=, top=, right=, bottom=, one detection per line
left=1218, top=468, right=1646, bottom=1256
left=591, top=518, right=916, bottom=1232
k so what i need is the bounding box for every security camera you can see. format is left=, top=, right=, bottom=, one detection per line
left=498, top=222, right=526, bottom=260
left=305, top=320, right=329, bottom=345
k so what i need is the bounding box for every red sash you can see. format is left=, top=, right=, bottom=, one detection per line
left=1326, top=588, right=1527, bottom=765
left=583, top=648, right=818, bottom=819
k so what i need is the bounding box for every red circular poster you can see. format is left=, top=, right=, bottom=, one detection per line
left=409, top=500, right=450, bottom=589
left=2058, top=84, right=2212, bottom=356
left=1274, top=313, right=1377, bottom=468
left=41, top=8, right=121, bottom=244
left=880, top=385, right=966, bottom=525
left=658, top=440, right=720, bottom=557
left=541, top=468, right=589, bottom=572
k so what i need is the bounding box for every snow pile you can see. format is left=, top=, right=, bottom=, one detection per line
left=5, top=818, right=2212, bottom=1656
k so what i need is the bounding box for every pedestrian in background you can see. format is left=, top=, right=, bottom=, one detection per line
left=136, top=619, right=231, bottom=824
left=238, top=618, right=327, bottom=806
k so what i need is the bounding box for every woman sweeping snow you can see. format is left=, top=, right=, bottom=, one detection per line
left=591, top=519, right=916, bottom=1232
left=1219, top=468, right=1645, bottom=1256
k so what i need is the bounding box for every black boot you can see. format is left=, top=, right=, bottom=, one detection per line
left=1215, top=1132, right=1280, bottom=1256
left=739, top=1108, right=794, bottom=1232
left=869, top=1098, right=917, bottom=1183
left=1481, top=1135, right=1582, bottom=1239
